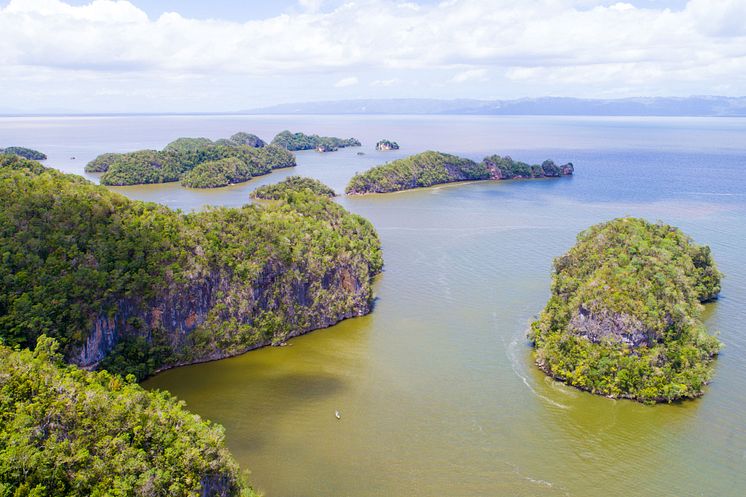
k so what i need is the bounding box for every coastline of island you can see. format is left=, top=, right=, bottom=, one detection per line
left=345, top=151, right=573, bottom=195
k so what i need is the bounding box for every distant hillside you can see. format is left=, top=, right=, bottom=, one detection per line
left=244, top=96, right=746, bottom=117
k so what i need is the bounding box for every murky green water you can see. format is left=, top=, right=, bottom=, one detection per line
left=4, top=115, right=745, bottom=496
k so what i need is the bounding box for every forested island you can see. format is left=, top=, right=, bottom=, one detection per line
left=345, top=151, right=573, bottom=194
left=529, top=218, right=722, bottom=403
left=85, top=132, right=294, bottom=187
left=376, top=139, right=399, bottom=151
left=271, top=130, right=361, bottom=152
left=0, top=338, right=256, bottom=497
left=0, top=154, right=382, bottom=381
left=0, top=146, right=47, bottom=160
left=251, top=175, right=337, bottom=199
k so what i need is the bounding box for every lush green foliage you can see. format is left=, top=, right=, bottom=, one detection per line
left=482, top=155, right=534, bottom=178
left=0, top=147, right=47, bottom=160
left=85, top=132, right=287, bottom=186
left=84, top=152, right=121, bottom=172
left=271, top=130, right=361, bottom=151
left=375, top=139, right=399, bottom=150
left=100, top=149, right=188, bottom=185
left=529, top=218, right=722, bottom=403
left=181, top=158, right=254, bottom=188
left=251, top=176, right=337, bottom=200
left=163, top=137, right=214, bottom=153
left=95, top=142, right=295, bottom=187
left=347, top=152, right=574, bottom=194
left=163, top=133, right=264, bottom=153
left=482, top=156, right=572, bottom=179
left=0, top=337, right=255, bottom=497
left=225, top=132, right=265, bottom=148
left=0, top=158, right=382, bottom=379
left=0, top=153, right=48, bottom=174
left=346, top=151, right=490, bottom=194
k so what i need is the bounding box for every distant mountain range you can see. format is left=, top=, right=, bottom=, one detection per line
left=244, top=96, right=746, bottom=117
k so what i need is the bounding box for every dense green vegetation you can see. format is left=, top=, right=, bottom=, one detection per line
left=251, top=176, right=337, bottom=200
left=163, top=137, right=214, bottom=153
left=375, top=139, right=399, bottom=150
left=84, top=152, right=120, bottom=172
left=0, top=146, right=47, bottom=160
left=0, top=158, right=382, bottom=380
left=346, top=151, right=490, bottom=194
left=482, top=155, right=573, bottom=179
left=0, top=337, right=255, bottom=497
left=163, top=133, right=266, bottom=153
left=90, top=143, right=294, bottom=186
left=0, top=153, right=48, bottom=174
left=529, top=218, right=722, bottom=403
left=221, top=132, right=265, bottom=148
left=271, top=130, right=361, bottom=151
left=84, top=132, right=287, bottom=186
left=346, top=151, right=574, bottom=194
left=100, top=149, right=188, bottom=185
left=181, top=157, right=253, bottom=188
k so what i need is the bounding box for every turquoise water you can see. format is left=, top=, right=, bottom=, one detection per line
left=3, top=115, right=745, bottom=496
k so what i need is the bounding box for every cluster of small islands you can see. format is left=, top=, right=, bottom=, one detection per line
left=78, top=129, right=574, bottom=194
left=0, top=133, right=722, bottom=496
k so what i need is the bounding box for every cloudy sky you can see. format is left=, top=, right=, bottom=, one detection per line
left=1, top=0, right=744, bottom=112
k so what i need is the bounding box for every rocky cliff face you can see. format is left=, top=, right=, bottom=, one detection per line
left=567, top=305, right=653, bottom=348
left=73, top=243, right=377, bottom=374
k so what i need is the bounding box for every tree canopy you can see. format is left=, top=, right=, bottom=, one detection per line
left=0, top=337, right=256, bottom=497
left=529, top=217, right=722, bottom=403
left=251, top=176, right=337, bottom=200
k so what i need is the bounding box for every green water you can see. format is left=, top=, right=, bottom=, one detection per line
left=147, top=186, right=746, bottom=497
left=4, top=114, right=743, bottom=496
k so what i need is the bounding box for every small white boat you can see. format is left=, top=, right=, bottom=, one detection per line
left=335, top=410, right=341, bottom=420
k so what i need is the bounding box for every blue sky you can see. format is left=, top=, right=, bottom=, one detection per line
left=0, top=0, right=744, bottom=113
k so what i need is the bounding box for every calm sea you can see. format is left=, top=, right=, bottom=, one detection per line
left=3, top=114, right=745, bottom=497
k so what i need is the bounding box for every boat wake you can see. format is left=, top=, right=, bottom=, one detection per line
left=501, top=316, right=570, bottom=410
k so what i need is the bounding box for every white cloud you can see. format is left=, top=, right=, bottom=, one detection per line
left=0, top=0, right=745, bottom=110
left=298, top=0, right=327, bottom=13
left=371, top=78, right=400, bottom=87
left=334, top=76, right=359, bottom=87
left=451, top=68, right=488, bottom=83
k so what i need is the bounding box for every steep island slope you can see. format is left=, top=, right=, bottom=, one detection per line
left=529, top=218, right=722, bottom=403
left=85, top=132, right=293, bottom=187
left=345, top=151, right=573, bottom=194
left=0, top=337, right=256, bottom=497
left=0, top=155, right=382, bottom=380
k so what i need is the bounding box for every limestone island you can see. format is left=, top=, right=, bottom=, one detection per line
left=251, top=176, right=337, bottom=200
left=0, top=340, right=257, bottom=496
left=529, top=218, right=722, bottom=403
left=85, top=131, right=294, bottom=187
left=0, top=146, right=47, bottom=160
left=376, top=139, right=399, bottom=151
left=345, top=151, right=573, bottom=194
left=271, top=130, right=361, bottom=152
left=0, top=154, right=382, bottom=382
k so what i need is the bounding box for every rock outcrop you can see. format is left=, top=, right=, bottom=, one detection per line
left=375, top=139, right=399, bottom=151
left=529, top=218, right=722, bottom=403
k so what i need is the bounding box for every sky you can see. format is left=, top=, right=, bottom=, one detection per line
left=0, top=0, right=744, bottom=113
